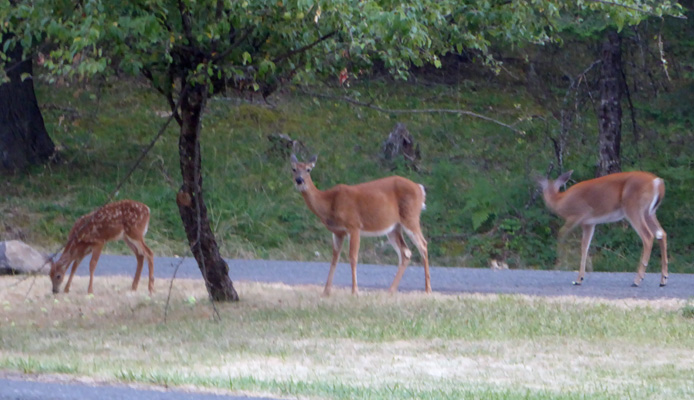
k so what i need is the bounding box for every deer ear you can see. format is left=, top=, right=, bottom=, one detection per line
left=554, top=170, right=573, bottom=189
left=308, top=154, right=317, bottom=167
left=290, top=153, right=298, bottom=165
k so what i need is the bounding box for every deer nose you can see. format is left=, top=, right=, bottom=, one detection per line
left=295, top=177, right=304, bottom=185
left=52, top=287, right=59, bottom=294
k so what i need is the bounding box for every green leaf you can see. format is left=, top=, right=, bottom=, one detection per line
left=242, top=52, right=252, bottom=65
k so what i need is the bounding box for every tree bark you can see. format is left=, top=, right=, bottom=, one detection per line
left=0, top=38, right=55, bottom=171
left=596, top=30, right=622, bottom=177
left=176, top=84, right=239, bottom=302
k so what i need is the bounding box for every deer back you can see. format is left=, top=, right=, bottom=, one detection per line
left=315, top=176, right=424, bottom=232
left=55, top=201, right=151, bottom=268
left=543, top=171, right=661, bottom=223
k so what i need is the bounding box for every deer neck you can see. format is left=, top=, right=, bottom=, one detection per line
left=299, top=178, right=332, bottom=222
left=542, top=187, right=565, bottom=214
left=54, top=251, right=73, bottom=274
left=56, top=240, right=86, bottom=271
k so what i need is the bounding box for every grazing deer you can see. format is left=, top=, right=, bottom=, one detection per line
left=539, top=170, right=667, bottom=287
left=49, top=200, right=155, bottom=295
left=290, top=154, right=431, bottom=295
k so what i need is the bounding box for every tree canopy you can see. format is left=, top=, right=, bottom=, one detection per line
left=2, top=1, right=683, bottom=91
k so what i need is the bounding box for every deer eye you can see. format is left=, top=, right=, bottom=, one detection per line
left=56, top=274, right=62, bottom=280
left=306, top=168, right=312, bottom=173
left=292, top=168, right=296, bottom=173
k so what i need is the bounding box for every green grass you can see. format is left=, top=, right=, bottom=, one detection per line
left=2, top=277, right=694, bottom=399
left=3, top=75, right=694, bottom=273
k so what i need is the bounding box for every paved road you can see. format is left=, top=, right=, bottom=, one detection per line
left=4, top=255, right=693, bottom=399
left=82, top=255, right=693, bottom=300
left=0, top=375, right=277, bottom=400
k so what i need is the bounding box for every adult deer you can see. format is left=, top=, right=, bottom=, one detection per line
left=49, top=200, right=155, bottom=295
left=290, top=154, right=431, bottom=295
left=539, top=170, right=667, bottom=287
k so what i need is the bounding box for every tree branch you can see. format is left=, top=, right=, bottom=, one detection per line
left=215, top=0, right=223, bottom=19
left=273, top=31, right=338, bottom=64
left=299, top=88, right=521, bottom=133
left=141, top=67, right=183, bottom=125
left=177, top=0, right=195, bottom=45
left=211, top=26, right=255, bottom=65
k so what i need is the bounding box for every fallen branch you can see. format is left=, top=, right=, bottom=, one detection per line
left=298, top=88, right=521, bottom=133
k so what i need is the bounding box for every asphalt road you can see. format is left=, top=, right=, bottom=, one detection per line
left=0, top=375, right=277, bottom=400
left=3, top=255, right=693, bottom=399
left=80, top=254, right=693, bottom=300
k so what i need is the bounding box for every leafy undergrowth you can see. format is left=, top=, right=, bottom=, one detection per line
left=3, top=76, right=694, bottom=273
left=1, top=276, right=694, bottom=400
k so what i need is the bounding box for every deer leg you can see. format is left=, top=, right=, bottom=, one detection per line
left=558, top=219, right=580, bottom=240
left=348, top=231, right=361, bottom=295
left=627, top=215, right=654, bottom=287
left=143, top=242, right=155, bottom=294
left=323, top=233, right=345, bottom=296
left=123, top=237, right=144, bottom=291
left=645, top=214, right=668, bottom=287
left=64, top=254, right=87, bottom=293
left=387, top=226, right=411, bottom=294
left=87, top=244, right=105, bottom=294
left=125, top=235, right=155, bottom=294
left=575, top=224, right=595, bottom=285
left=403, top=226, right=430, bottom=293
left=554, top=220, right=579, bottom=271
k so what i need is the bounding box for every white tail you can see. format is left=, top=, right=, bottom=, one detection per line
left=539, top=170, right=668, bottom=287
left=49, top=200, right=155, bottom=294
left=291, top=154, right=431, bottom=295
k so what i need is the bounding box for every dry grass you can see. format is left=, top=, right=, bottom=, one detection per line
left=2, top=275, right=694, bottom=400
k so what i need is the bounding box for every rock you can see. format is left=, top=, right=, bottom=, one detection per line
left=0, top=240, right=51, bottom=275
left=490, top=259, right=509, bottom=270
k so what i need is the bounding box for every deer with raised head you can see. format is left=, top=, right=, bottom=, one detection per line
left=539, top=170, right=667, bottom=287
left=49, top=200, right=155, bottom=295
left=290, top=154, right=431, bottom=295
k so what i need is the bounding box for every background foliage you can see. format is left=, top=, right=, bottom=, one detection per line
left=1, top=2, right=693, bottom=275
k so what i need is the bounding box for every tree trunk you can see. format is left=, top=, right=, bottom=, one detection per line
left=176, top=84, right=239, bottom=302
left=0, top=38, right=55, bottom=171
left=596, top=30, right=622, bottom=177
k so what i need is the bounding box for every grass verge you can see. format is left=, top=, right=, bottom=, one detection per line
left=2, top=275, right=694, bottom=399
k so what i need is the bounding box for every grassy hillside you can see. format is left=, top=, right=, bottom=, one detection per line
left=3, top=74, right=693, bottom=274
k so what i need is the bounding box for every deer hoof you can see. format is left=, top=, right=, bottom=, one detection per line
left=631, top=282, right=640, bottom=288
left=659, top=283, right=667, bottom=287
left=572, top=281, right=582, bottom=286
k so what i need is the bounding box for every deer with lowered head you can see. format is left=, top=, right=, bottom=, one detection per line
left=49, top=200, right=155, bottom=295
left=539, top=170, right=668, bottom=287
left=290, top=154, right=431, bottom=296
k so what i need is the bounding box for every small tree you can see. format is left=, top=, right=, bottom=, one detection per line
left=1, top=0, right=682, bottom=300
